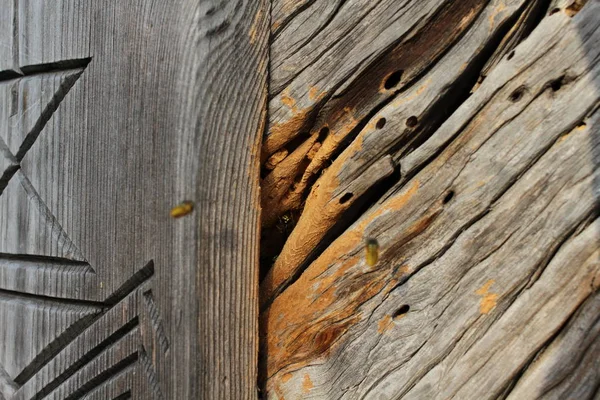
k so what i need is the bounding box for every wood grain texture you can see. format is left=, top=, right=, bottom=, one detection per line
left=506, top=289, right=600, bottom=400
left=262, top=1, right=600, bottom=398
left=264, top=0, right=461, bottom=159
left=0, top=0, right=18, bottom=77
left=261, top=0, right=541, bottom=305
left=0, top=0, right=269, bottom=399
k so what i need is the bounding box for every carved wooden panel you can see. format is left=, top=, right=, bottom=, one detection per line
left=0, top=1, right=268, bottom=399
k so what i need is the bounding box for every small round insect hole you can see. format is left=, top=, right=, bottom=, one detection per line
left=549, top=7, right=560, bottom=15
left=318, top=126, right=330, bottom=141
left=339, top=192, right=354, bottom=204
left=550, top=76, right=565, bottom=92
left=376, top=118, right=387, bottom=129
left=393, top=305, right=410, bottom=321
left=507, top=50, right=515, bottom=60
left=509, top=86, right=526, bottom=102
left=406, top=116, right=419, bottom=128
left=443, top=190, right=455, bottom=204
left=384, top=70, right=403, bottom=90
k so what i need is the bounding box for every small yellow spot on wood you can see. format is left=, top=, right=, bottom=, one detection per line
left=489, top=3, right=506, bottom=26
left=398, top=265, right=410, bottom=275
left=476, top=279, right=498, bottom=314
left=302, top=373, right=314, bottom=393
left=377, top=315, right=393, bottom=334
left=308, top=86, right=323, bottom=101
left=281, top=372, right=293, bottom=383
left=566, top=1, right=585, bottom=17
left=281, top=89, right=298, bottom=114
left=170, top=201, right=194, bottom=218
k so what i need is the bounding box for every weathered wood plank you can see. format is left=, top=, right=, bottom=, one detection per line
left=1, top=1, right=269, bottom=399
left=262, top=2, right=600, bottom=398
left=264, top=0, right=471, bottom=159
left=505, top=289, right=600, bottom=400
left=0, top=290, right=101, bottom=381
left=0, top=140, right=18, bottom=192
left=0, top=171, right=86, bottom=261
left=261, top=0, right=547, bottom=307
left=0, top=68, right=85, bottom=158
left=0, top=0, right=18, bottom=77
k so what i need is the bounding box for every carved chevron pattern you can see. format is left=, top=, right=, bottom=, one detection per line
left=9, top=261, right=169, bottom=400
left=0, top=57, right=170, bottom=399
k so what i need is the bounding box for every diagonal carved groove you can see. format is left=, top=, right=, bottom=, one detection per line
left=62, top=352, right=139, bottom=400
left=12, top=313, right=102, bottom=387
left=15, top=171, right=88, bottom=263
left=139, top=346, right=165, bottom=400
left=104, top=261, right=155, bottom=305
left=113, top=391, right=132, bottom=400
left=0, top=252, right=93, bottom=268
left=0, top=364, right=18, bottom=399
left=18, top=58, right=92, bottom=76
left=13, top=261, right=153, bottom=388
left=15, top=60, right=90, bottom=161
left=24, top=318, right=139, bottom=399
left=142, top=290, right=170, bottom=354
left=0, top=70, right=22, bottom=82
left=0, top=138, right=19, bottom=195
left=0, top=288, right=104, bottom=309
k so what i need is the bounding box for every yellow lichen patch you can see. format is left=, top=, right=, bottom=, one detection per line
left=341, top=107, right=358, bottom=128
left=476, top=279, right=498, bottom=314
left=377, top=315, right=393, bottom=334
left=281, top=89, right=299, bottom=114
left=489, top=3, right=506, bottom=27
left=398, top=265, right=410, bottom=275
left=279, top=0, right=297, bottom=17
left=302, top=374, right=314, bottom=393
left=281, top=372, right=293, bottom=383
left=249, top=9, right=263, bottom=44
left=271, top=19, right=281, bottom=31
left=308, top=86, right=325, bottom=101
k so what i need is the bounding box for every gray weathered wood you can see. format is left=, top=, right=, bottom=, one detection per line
left=261, top=0, right=549, bottom=307
left=506, top=289, right=600, bottom=400
left=261, top=1, right=600, bottom=398
left=0, top=0, right=18, bottom=77
left=0, top=1, right=269, bottom=399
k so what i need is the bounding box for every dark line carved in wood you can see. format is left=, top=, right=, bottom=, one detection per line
left=0, top=57, right=169, bottom=399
